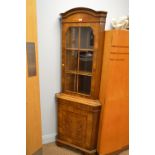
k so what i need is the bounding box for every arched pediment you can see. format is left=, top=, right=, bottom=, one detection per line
left=60, top=7, right=107, bottom=23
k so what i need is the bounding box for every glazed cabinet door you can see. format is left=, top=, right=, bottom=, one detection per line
left=62, top=24, right=98, bottom=98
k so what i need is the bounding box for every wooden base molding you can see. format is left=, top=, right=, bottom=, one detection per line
left=56, top=139, right=98, bottom=155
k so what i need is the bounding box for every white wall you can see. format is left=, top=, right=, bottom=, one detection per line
left=36, top=0, right=129, bottom=144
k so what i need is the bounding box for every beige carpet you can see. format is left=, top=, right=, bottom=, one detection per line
left=43, top=142, right=129, bottom=155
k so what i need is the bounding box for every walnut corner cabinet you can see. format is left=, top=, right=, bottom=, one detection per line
left=55, top=7, right=107, bottom=155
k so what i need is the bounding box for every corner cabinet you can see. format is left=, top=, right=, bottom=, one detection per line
left=56, top=7, right=107, bottom=155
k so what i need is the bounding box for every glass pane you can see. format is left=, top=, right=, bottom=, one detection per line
left=66, top=50, right=78, bottom=71
left=79, top=51, right=93, bottom=72
left=66, top=27, right=79, bottom=48
left=80, top=27, right=94, bottom=49
left=65, top=74, right=77, bottom=92
left=78, top=75, right=91, bottom=94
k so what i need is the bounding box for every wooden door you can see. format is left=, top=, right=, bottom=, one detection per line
left=26, top=0, right=42, bottom=155
left=97, top=30, right=129, bottom=154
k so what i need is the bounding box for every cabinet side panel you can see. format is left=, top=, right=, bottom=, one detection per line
left=93, top=23, right=106, bottom=99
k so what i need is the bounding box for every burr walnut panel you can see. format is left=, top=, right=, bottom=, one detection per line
left=56, top=93, right=101, bottom=151
left=59, top=110, right=87, bottom=147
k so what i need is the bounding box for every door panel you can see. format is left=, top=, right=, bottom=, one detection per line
left=26, top=0, right=42, bottom=155
left=98, top=30, right=129, bottom=154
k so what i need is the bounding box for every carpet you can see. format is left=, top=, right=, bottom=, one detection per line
left=43, top=142, right=129, bottom=155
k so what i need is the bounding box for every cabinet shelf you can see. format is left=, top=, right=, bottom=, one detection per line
left=66, top=48, right=94, bottom=52
left=65, top=70, right=92, bottom=76
left=65, top=90, right=91, bottom=97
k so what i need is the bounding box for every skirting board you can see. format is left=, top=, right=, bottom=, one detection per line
left=42, top=133, right=56, bottom=144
